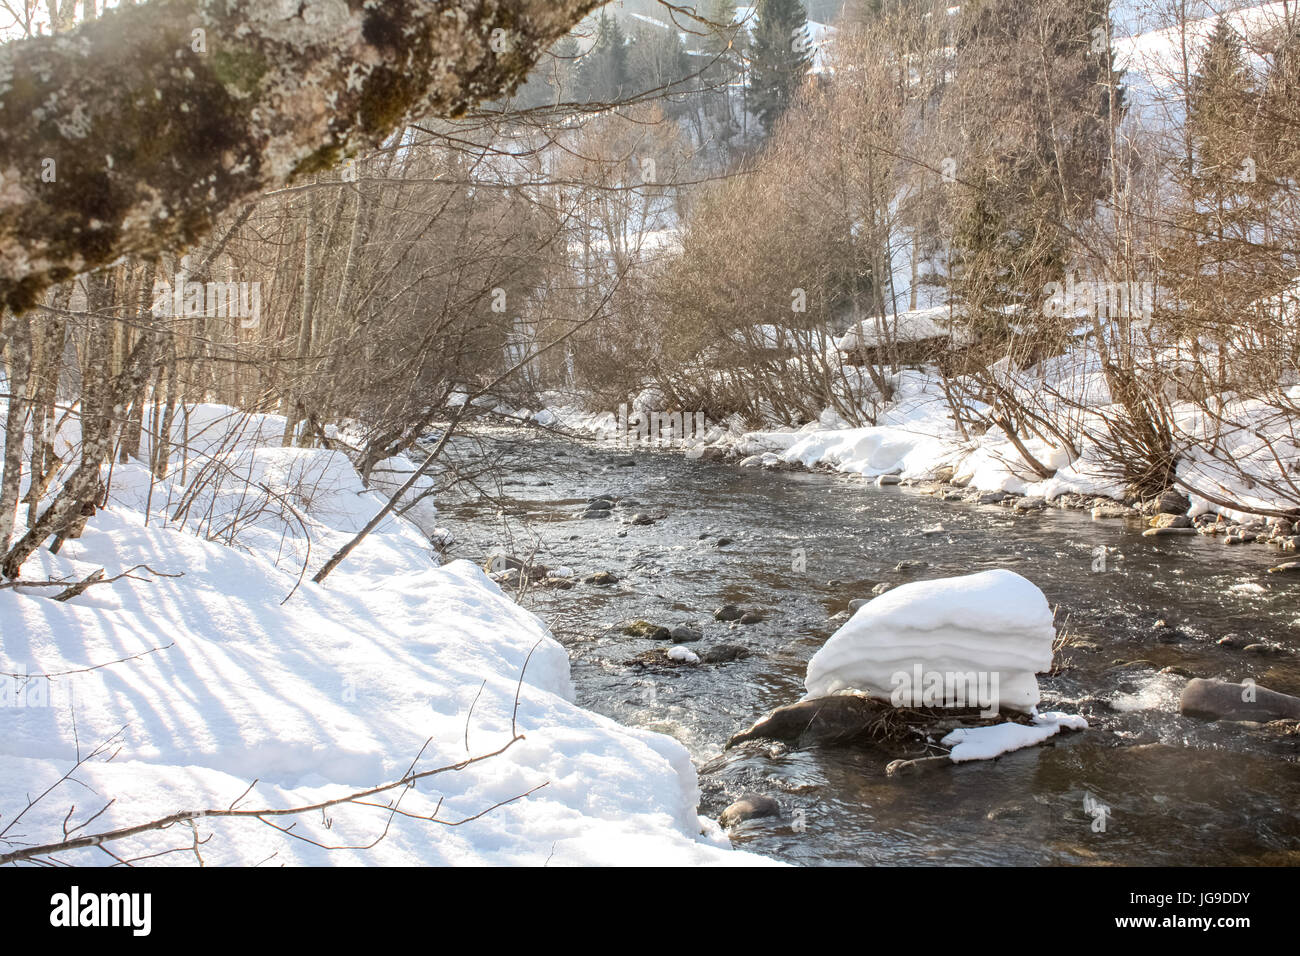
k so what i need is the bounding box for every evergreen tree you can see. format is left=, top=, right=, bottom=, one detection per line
left=934, top=0, right=1124, bottom=333
left=747, top=0, right=813, bottom=133
left=577, top=11, right=631, bottom=103
left=701, top=0, right=744, bottom=141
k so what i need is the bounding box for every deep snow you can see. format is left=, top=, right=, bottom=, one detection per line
left=0, top=405, right=774, bottom=866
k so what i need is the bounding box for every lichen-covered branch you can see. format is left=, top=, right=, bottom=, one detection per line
left=0, top=0, right=600, bottom=313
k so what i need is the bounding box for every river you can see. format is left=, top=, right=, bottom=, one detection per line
left=435, top=429, right=1300, bottom=866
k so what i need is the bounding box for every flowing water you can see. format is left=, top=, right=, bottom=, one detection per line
left=437, top=430, right=1300, bottom=866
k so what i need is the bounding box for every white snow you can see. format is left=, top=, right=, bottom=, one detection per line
left=0, top=403, right=775, bottom=867
left=667, top=646, right=701, bottom=664
left=804, top=569, right=1057, bottom=713
left=942, top=711, right=1089, bottom=762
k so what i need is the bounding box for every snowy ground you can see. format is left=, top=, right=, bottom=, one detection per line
left=0, top=405, right=773, bottom=866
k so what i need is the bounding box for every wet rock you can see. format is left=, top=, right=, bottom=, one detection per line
left=1012, top=497, right=1047, bottom=512
left=669, top=625, right=703, bottom=643
left=1156, top=488, right=1191, bottom=515
left=727, top=694, right=891, bottom=748
left=1179, top=678, right=1300, bottom=722
left=1216, top=633, right=1252, bottom=649
left=1225, top=532, right=1256, bottom=545
left=978, top=491, right=1012, bottom=505
left=848, top=598, right=871, bottom=614
left=738, top=610, right=764, bottom=625
left=871, top=582, right=894, bottom=596
left=700, top=643, right=750, bottom=664
left=876, top=474, right=902, bottom=487
left=1267, top=560, right=1300, bottom=574
left=629, top=513, right=656, bottom=526
left=894, top=559, right=928, bottom=572
left=1150, top=513, right=1193, bottom=529
left=715, top=537, right=734, bottom=548
left=584, top=498, right=614, bottom=511
left=623, top=619, right=672, bottom=640
left=1142, top=526, right=1197, bottom=537
left=886, top=756, right=951, bottom=777
left=580, top=509, right=612, bottom=520
left=541, top=576, right=575, bottom=590
left=1243, top=642, right=1286, bottom=656
left=714, top=604, right=743, bottom=622
left=718, top=794, right=780, bottom=828
left=1091, top=502, right=1134, bottom=519
left=584, top=571, right=619, bottom=586
left=617, top=459, right=637, bottom=467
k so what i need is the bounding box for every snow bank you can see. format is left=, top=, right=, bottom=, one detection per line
left=804, top=570, right=1057, bottom=713
left=0, top=403, right=772, bottom=866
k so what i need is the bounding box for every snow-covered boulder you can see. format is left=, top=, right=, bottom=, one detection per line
left=804, top=569, right=1056, bottom=713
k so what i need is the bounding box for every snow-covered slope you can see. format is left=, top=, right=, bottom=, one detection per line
left=0, top=405, right=773, bottom=866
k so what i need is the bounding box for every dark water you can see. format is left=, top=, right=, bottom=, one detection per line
left=437, top=430, right=1300, bottom=866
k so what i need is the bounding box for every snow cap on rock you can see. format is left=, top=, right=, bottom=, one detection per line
left=804, top=569, right=1056, bottom=713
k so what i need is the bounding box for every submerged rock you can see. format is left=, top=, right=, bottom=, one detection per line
left=1179, top=678, right=1300, bottom=722
left=584, top=570, right=619, bottom=586
left=718, top=794, right=780, bottom=828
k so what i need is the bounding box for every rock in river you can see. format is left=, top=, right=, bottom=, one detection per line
left=718, top=794, right=780, bottom=828
left=727, top=693, right=892, bottom=748
left=714, top=604, right=743, bottom=622
left=1179, top=678, right=1300, bottom=722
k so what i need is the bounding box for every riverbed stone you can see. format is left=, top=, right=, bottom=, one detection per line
left=718, top=794, right=780, bottom=828
left=629, top=513, right=655, bottom=526
left=727, top=693, right=892, bottom=748
left=1150, top=513, right=1193, bottom=529
left=848, top=598, right=871, bottom=614
left=1268, top=560, right=1300, bottom=573
left=584, top=571, right=619, bottom=585
left=738, top=610, right=764, bottom=625
left=876, top=474, right=902, bottom=486
left=623, top=619, right=672, bottom=640
left=886, top=756, right=952, bottom=777
left=714, top=604, right=743, bottom=622
left=1179, top=678, right=1300, bottom=722
left=1156, top=488, right=1191, bottom=515
left=871, top=582, right=894, bottom=595
left=700, top=643, right=750, bottom=664
left=1142, top=526, right=1197, bottom=537
left=669, top=625, right=703, bottom=643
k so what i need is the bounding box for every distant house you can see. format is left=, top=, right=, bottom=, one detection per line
left=834, top=306, right=972, bottom=365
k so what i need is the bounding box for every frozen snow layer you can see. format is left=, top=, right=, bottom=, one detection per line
left=942, top=712, right=1089, bottom=762
left=804, top=569, right=1057, bottom=713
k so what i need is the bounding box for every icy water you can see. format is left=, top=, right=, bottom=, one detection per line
left=437, top=430, right=1300, bottom=866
